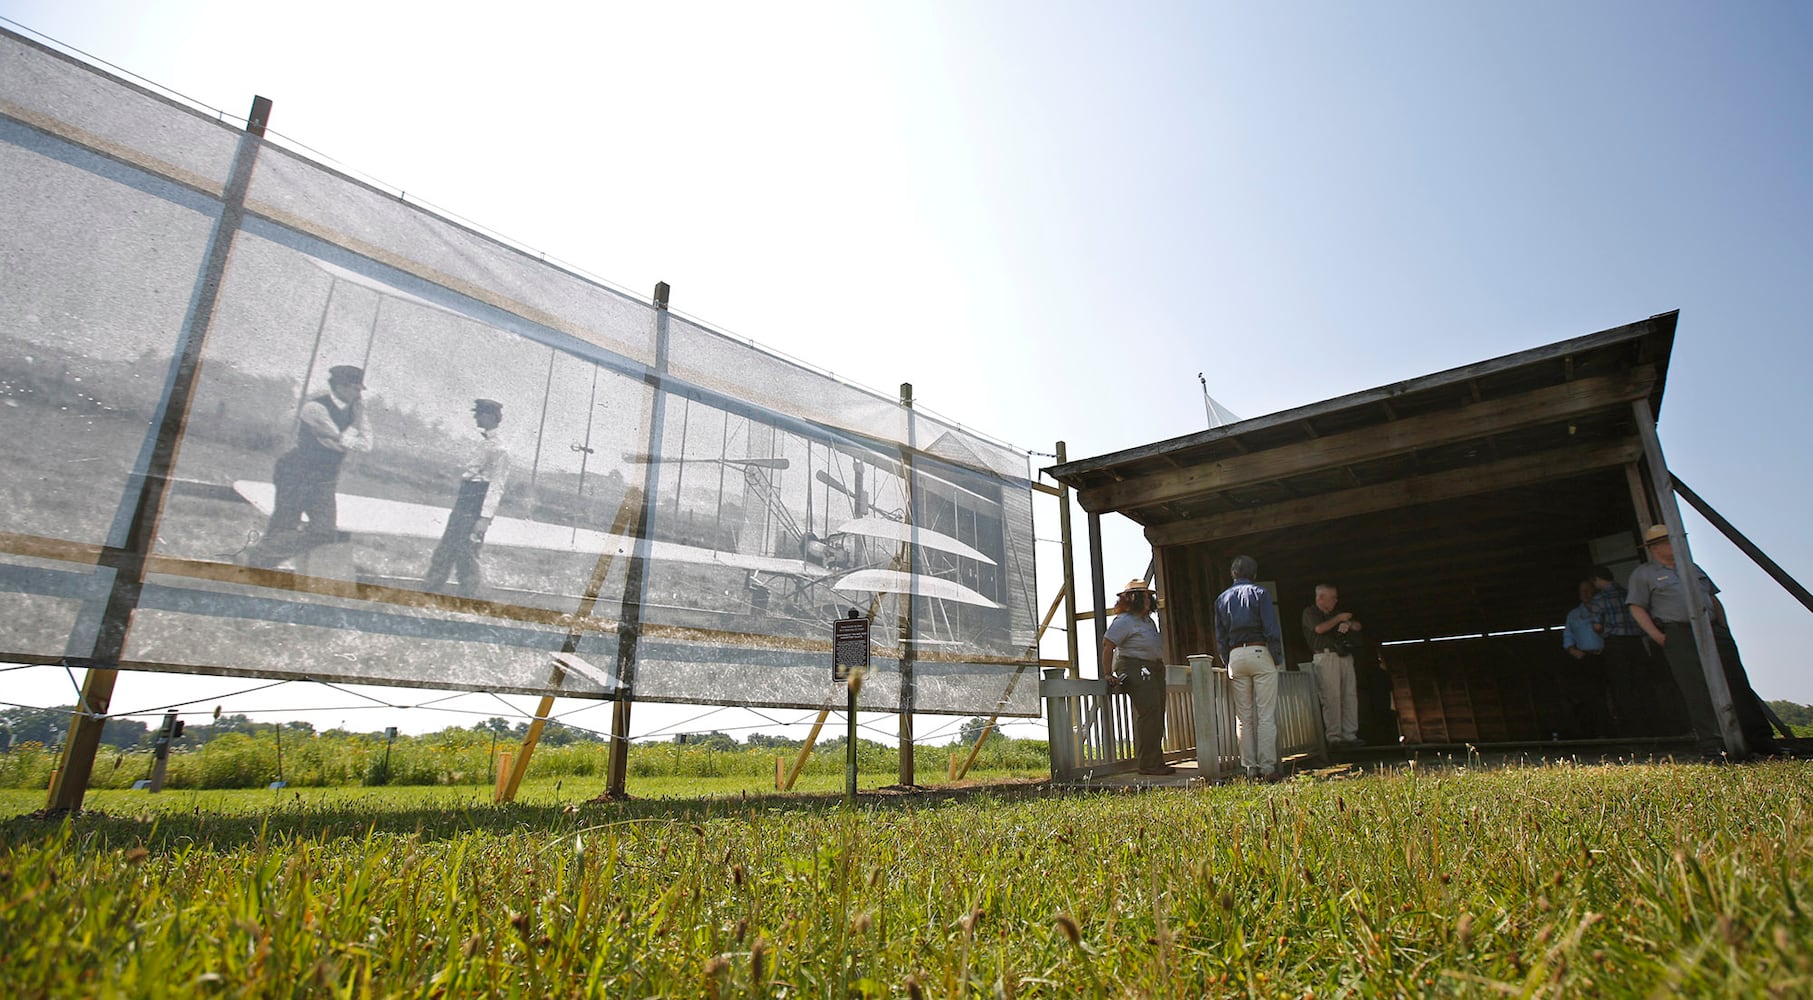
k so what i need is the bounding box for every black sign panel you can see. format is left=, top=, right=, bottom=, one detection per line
left=833, top=613, right=870, bottom=681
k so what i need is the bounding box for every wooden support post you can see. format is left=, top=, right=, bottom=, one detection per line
left=45, top=671, right=117, bottom=811
left=955, top=719, right=995, bottom=781
left=1056, top=442, right=1081, bottom=678
left=602, top=281, right=674, bottom=800
left=48, top=97, right=273, bottom=814
left=1042, top=668, right=1077, bottom=779
left=783, top=707, right=831, bottom=791
left=1632, top=398, right=1746, bottom=755
left=498, top=693, right=556, bottom=804
left=1624, top=462, right=1656, bottom=532
left=1189, top=654, right=1223, bottom=780
left=897, top=382, right=916, bottom=788
left=1087, top=511, right=1108, bottom=675
left=774, top=756, right=784, bottom=790
left=493, top=751, right=514, bottom=801
left=605, top=697, right=632, bottom=797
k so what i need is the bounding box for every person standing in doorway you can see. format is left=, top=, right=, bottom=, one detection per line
left=1101, top=578, right=1172, bottom=776
left=423, top=398, right=511, bottom=597
left=249, top=364, right=373, bottom=568
left=1215, top=556, right=1285, bottom=781
left=1302, top=583, right=1363, bottom=747
left=1588, top=563, right=1670, bottom=735
left=1561, top=578, right=1613, bottom=737
left=1626, top=524, right=1777, bottom=757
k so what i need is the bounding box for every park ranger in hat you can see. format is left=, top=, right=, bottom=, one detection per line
left=423, top=398, right=511, bottom=597
left=1626, top=524, right=1777, bottom=757
left=1102, top=577, right=1174, bottom=775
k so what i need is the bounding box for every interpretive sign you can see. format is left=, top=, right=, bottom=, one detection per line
left=832, top=610, right=870, bottom=681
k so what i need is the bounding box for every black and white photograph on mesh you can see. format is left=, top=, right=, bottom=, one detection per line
left=0, top=27, right=1041, bottom=717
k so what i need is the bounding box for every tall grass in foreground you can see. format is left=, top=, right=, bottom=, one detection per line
left=3, top=761, right=1811, bottom=996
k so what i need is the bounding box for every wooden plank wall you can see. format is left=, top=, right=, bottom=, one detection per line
left=1158, top=541, right=1222, bottom=666
left=1383, top=633, right=1581, bottom=744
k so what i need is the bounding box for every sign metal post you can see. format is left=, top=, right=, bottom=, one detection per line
left=833, top=609, right=870, bottom=805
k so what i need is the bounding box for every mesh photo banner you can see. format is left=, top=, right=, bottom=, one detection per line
left=0, top=30, right=1041, bottom=717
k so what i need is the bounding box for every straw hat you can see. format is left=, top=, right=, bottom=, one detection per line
left=1642, top=524, right=1675, bottom=546
left=1118, top=578, right=1154, bottom=596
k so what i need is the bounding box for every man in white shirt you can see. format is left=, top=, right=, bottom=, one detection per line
left=423, top=398, right=511, bottom=597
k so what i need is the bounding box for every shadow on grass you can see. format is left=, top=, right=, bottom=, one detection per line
left=0, top=777, right=1071, bottom=850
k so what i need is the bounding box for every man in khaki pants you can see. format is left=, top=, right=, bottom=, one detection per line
left=1214, top=556, right=1284, bottom=781
left=1302, top=583, right=1362, bottom=747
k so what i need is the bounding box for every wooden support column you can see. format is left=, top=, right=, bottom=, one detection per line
left=897, top=383, right=917, bottom=787
left=1087, top=511, right=1108, bottom=676
left=1152, top=544, right=1174, bottom=665
left=48, top=97, right=273, bottom=814
left=1631, top=398, right=1746, bottom=755
left=1056, top=442, right=1081, bottom=677
left=1624, top=462, right=1656, bottom=532
left=605, top=281, right=674, bottom=799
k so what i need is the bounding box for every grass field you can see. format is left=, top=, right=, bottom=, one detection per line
left=4, top=760, right=1811, bottom=997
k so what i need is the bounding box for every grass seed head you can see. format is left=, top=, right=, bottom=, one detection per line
left=750, top=934, right=770, bottom=983
left=703, top=954, right=729, bottom=999
left=1054, top=912, right=1081, bottom=947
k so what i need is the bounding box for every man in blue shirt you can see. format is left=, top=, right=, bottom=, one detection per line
left=1588, top=564, right=1670, bottom=737
left=1561, top=579, right=1612, bottom=737
left=1563, top=580, right=1604, bottom=658
left=1214, top=555, right=1285, bottom=781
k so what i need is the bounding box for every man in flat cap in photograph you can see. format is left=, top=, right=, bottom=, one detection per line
left=248, top=364, right=373, bottom=568
left=423, top=397, right=511, bottom=597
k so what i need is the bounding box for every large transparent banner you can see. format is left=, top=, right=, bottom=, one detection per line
left=0, top=30, right=1040, bottom=716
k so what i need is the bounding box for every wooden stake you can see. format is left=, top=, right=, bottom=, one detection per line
left=493, top=751, right=514, bottom=802
left=783, top=708, right=830, bottom=791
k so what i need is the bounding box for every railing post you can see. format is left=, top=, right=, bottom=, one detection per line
left=1043, top=667, right=1076, bottom=778
left=1188, top=654, right=1222, bottom=780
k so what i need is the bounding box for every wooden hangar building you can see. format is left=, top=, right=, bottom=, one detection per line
left=1045, top=312, right=1690, bottom=747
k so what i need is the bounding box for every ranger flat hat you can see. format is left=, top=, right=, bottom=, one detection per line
left=327, top=365, right=365, bottom=387
left=472, top=398, right=503, bottom=416
left=1118, top=578, right=1154, bottom=595
left=1642, top=524, right=1675, bottom=546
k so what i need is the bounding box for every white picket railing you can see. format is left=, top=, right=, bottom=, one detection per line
left=1043, top=656, right=1327, bottom=780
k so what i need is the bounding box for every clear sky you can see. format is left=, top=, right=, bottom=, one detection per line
left=3, top=1, right=1809, bottom=741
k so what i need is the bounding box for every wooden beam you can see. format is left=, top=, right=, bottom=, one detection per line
left=1146, top=439, right=1643, bottom=547
left=1625, top=462, right=1655, bottom=532
left=1674, top=476, right=1813, bottom=616
left=1079, top=367, right=1656, bottom=514
left=1047, top=313, right=1674, bottom=484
